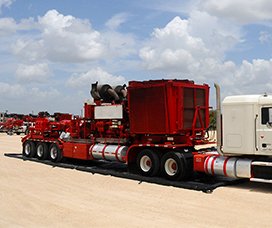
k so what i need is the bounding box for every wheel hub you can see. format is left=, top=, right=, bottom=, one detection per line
left=140, top=155, right=152, bottom=172
left=37, top=145, right=43, bottom=157
left=25, top=144, right=31, bottom=155
left=164, top=158, right=178, bottom=176
left=50, top=147, right=57, bottom=159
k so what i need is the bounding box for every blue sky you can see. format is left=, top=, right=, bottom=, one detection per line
left=1, top=0, right=272, bottom=114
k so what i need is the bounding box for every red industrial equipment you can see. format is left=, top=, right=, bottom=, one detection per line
left=0, top=113, right=38, bottom=135
left=0, top=117, right=31, bottom=135
left=21, top=79, right=272, bottom=183
left=2, top=118, right=24, bottom=135
left=22, top=79, right=209, bottom=180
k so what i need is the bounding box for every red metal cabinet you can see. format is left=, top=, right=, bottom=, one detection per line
left=128, top=79, right=209, bottom=135
left=63, top=142, right=91, bottom=160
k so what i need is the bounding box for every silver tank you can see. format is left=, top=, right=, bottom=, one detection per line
left=89, top=144, right=127, bottom=162
left=205, top=156, right=252, bottom=178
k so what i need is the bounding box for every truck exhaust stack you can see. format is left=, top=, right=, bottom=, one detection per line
left=214, top=83, right=223, bottom=156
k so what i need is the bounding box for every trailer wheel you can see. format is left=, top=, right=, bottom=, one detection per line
left=23, top=141, right=36, bottom=158
left=49, top=143, right=62, bottom=162
left=7, top=130, right=13, bottom=135
left=136, top=149, right=160, bottom=176
left=36, top=142, right=49, bottom=160
left=161, top=152, right=187, bottom=180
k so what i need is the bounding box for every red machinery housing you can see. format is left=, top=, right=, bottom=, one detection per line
left=22, top=79, right=210, bottom=180
left=128, top=80, right=209, bottom=141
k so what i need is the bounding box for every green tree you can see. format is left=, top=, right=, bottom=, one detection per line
left=209, top=110, right=216, bottom=130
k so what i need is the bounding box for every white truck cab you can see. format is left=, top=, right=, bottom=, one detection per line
left=208, top=85, right=272, bottom=183
left=222, top=94, right=272, bottom=156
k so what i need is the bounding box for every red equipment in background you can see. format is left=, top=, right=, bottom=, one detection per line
left=22, top=79, right=210, bottom=181
left=0, top=114, right=36, bottom=135
left=0, top=112, right=71, bottom=136
left=28, top=113, right=72, bottom=139
left=1, top=118, right=24, bottom=135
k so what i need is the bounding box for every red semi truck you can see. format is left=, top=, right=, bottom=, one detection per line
left=21, top=79, right=272, bottom=183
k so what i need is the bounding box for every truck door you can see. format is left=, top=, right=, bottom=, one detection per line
left=257, top=107, right=272, bottom=155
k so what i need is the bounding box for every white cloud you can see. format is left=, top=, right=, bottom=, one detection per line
left=16, top=63, right=50, bottom=83
left=106, top=13, right=129, bottom=30
left=0, top=82, right=25, bottom=97
left=17, top=18, right=38, bottom=30
left=8, top=10, right=106, bottom=63
left=0, top=0, right=13, bottom=12
left=210, top=59, right=272, bottom=97
left=139, top=15, right=240, bottom=75
left=139, top=16, right=205, bottom=72
left=38, top=10, right=105, bottom=62
left=0, top=81, right=64, bottom=113
left=0, top=10, right=137, bottom=69
left=188, top=10, right=241, bottom=56
left=139, top=15, right=272, bottom=96
left=144, top=0, right=272, bottom=25
left=200, top=0, right=272, bottom=24
left=29, top=87, right=60, bottom=99
left=234, top=59, right=272, bottom=87
left=0, top=17, right=37, bottom=36
left=9, top=10, right=136, bottom=64
left=12, top=39, right=45, bottom=62
left=0, top=17, right=16, bottom=35
left=259, top=31, right=272, bottom=44
left=67, top=67, right=126, bottom=89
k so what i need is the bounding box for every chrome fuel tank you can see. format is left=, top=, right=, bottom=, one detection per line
left=89, top=144, right=127, bottom=162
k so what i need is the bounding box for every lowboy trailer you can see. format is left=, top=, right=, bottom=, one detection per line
left=22, top=79, right=272, bottom=183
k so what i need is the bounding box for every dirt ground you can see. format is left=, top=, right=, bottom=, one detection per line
left=0, top=133, right=272, bottom=227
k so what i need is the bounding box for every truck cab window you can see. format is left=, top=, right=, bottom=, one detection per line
left=261, top=107, right=272, bottom=125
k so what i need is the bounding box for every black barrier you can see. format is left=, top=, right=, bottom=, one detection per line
left=4, top=153, right=246, bottom=193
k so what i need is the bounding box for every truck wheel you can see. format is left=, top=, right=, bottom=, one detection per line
left=49, top=143, right=62, bottom=162
left=23, top=141, right=36, bottom=158
left=36, top=142, right=49, bottom=160
left=136, top=149, right=160, bottom=176
left=161, top=152, right=187, bottom=181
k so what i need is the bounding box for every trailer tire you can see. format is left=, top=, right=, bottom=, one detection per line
left=161, top=152, right=187, bottom=181
left=36, top=142, right=49, bottom=160
left=7, top=130, right=13, bottom=135
left=23, top=141, right=36, bottom=158
left=136, top=149, right=160, bottom=176
left=49, top=143, right=62, bottom=162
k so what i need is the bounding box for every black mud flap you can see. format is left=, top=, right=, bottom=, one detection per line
left=4, top=153, right=245, bottom=193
